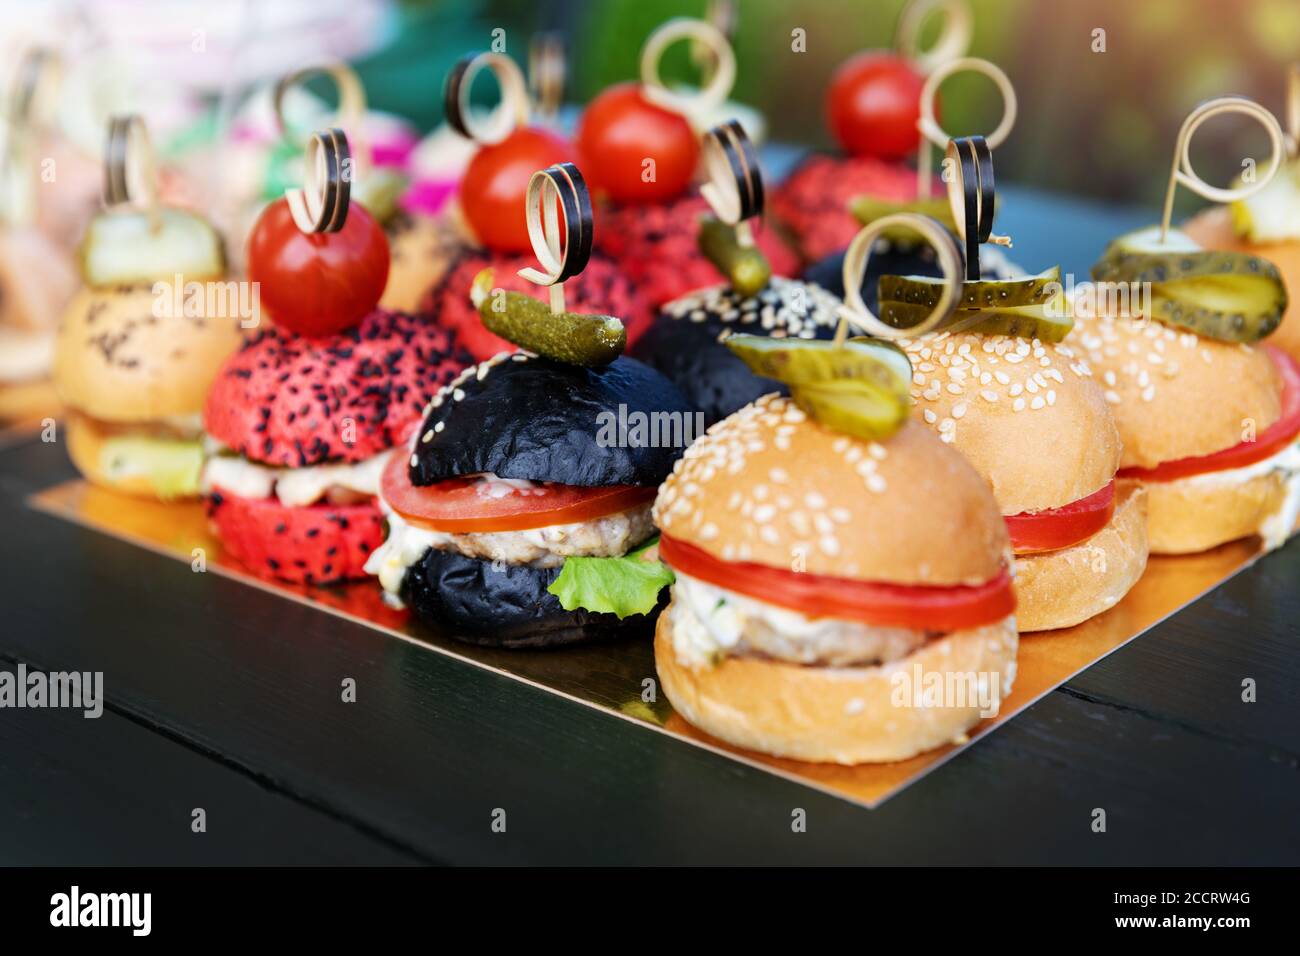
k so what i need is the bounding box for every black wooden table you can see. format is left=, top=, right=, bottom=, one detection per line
left=2, top=188, right=1297, bottom=866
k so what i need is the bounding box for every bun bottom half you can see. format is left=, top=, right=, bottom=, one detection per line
left=65, top=412, right=171, bottom=499
left=655, top=611, right=1018, bottom=764
left=1013, top=483, right=1149, bottom=632
left=1124, top=471, right=1296, bottom=555
left=402, top=546, right=665, bottom=648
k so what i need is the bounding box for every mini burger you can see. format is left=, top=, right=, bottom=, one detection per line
left=366, top=352, right=694, bottom=646
left=899, top=329, right=1147, bottom=632
left=52, top=116, right=239, bottom=498
left=201, top=310, right=470, bottom=584
left=653, top=395, right=1019, bottom=764
left=1072, top=308, right=1300, bottom=555
left=869, top=141, right=1148, bottom=632
left=1078, top=98, right=1299, bottom=554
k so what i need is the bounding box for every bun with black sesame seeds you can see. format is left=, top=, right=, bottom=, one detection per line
left=630, top=277, right=844, bottom=425
left=652, top=396, right=1020, bottom=763
left=199, top=309, right=472, bottom=584
left=52, top=285, right=245, bottom=499
left=1072, top=307, right=1300, bottom=555
left=365, top=350, right=697, bottom=646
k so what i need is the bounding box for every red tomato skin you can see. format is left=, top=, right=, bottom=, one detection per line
left=247, top=198, right=390, bottom=336
left=1119, top=347, right=1300, bottom=483
left=1005, top=481, right=1117, bottom=555
left=460, top=127, right=573, bottom=253
left=381, top=450, right=656, bottom=533
left=827, top=52, right=930, bottom=161
left=577, top=82, right=699, bottom=204
left=658, top=534, right=1015, bottom=632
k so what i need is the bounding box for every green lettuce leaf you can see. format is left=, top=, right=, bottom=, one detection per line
left=546, top=537, right=675, bottom=619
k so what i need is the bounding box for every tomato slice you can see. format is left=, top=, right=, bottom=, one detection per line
left=1120, top=346, right=1300, bottom=483
left=658, top=533, right=1015, bottom=632
left=1004, top=480, right=1116, bottom=555
left=380, top=451, right=655, bottom=532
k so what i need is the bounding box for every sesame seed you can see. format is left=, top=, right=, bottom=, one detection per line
left=952, top=402, right=968, bottom=419
left=1013, top=398, right=1026, bottom=412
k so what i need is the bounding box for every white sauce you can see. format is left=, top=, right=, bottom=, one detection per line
left=1173, top=437, right=1300, bottom=550
left=201, top=449, right=391, bottom=508
left=666, top=572, right=928, bottom=670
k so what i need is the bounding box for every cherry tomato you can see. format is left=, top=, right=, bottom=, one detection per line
left=1120, top=347, right=1300, bottom=483
left=827, top=52, right=930, bottom=161
left=1004, top=481, right=1117, bottom=555
left=247, top=198, right=389, bottom=336
left=577, top=82, right=699, bottom=204
left=460, top=126, right=572, bottom=253
left=658, top=534, right=1016, bottom=631
left=381, top=452, right=656, bottom=532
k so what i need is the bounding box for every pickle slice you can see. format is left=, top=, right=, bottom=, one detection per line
left=725, top=333, right=913, bottom=393
left=699, top=217, right=771, bottom=298
left=849, top=195, right=957, bottom=239
left=1091, top=227, right=1287, bottom=342
left=878, top=267, right=1062, bottom=310
left=788, top=380, right=910, bottom=442
left=78, top=208, right=226, bottom=287
left=724, top=334, right=911, bottom=440
left=1230, top=159, right=1300, bottom=243
left=470, top=268, right=625, bottom=366
left=879, top=292, right=1073, bottom=342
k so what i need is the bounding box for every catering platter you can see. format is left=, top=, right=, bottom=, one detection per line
left=27, top=477, right=1266, bottom=807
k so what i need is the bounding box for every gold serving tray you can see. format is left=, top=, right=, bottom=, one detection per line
left=28, top=478, right=1265, bottom=807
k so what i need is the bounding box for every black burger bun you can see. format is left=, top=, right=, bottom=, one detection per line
left=630, top=277, right=842, bottom=426
left=401, top=546, right=664, bottom=647
left=410, top=353, right=697, bottom=488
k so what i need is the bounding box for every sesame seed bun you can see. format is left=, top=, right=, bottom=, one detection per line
left=903, top=331, right=1122, bottom=514
left=1013, top=483, right=1149, bottom=631
left=53, top=286, right=244, bottom=423
left=653, top=395, right=1010, bottom=587
left=1072, top=311, right=1281, bottom=469
left=204, top=310, right=470, bottom=468
left=654, top=611, right=1019, bottom=764
left=1184, top=206, right=1300, bottom=361
left=1128, top=472, right=1295, bottom=555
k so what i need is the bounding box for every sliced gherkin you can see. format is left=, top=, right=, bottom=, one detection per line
left=1091, top=227, right=1287, bottom=342
left=788, top=380, right=910, bottom=442
left=879, top=291, right=1073, bottom=342
left=699, top=217, right=771, bottom=297
left=724, top=333, right=912, bottom=394
left=849, top=194, right=957, bottom=240
left=724, top=334, right=911, bottom=440
left=878, top=267, right=1062, bottom=311
left=470, top=268, right=625, bottom=366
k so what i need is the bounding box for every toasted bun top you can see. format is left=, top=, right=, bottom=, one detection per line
left=53, top=286, right=244, bottom=422
left=901, top=331, right=1121, bottom=513
left=1072, top=310, right=1281, bottom=468
left=410, top=353, right=697, bottom=487
left=654, top=394, right=1009, bottom=586
left=205, top=309, right=472, bottom=467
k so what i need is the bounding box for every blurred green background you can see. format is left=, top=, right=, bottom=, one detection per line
left=351, top=0, right=1299, bottom=214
